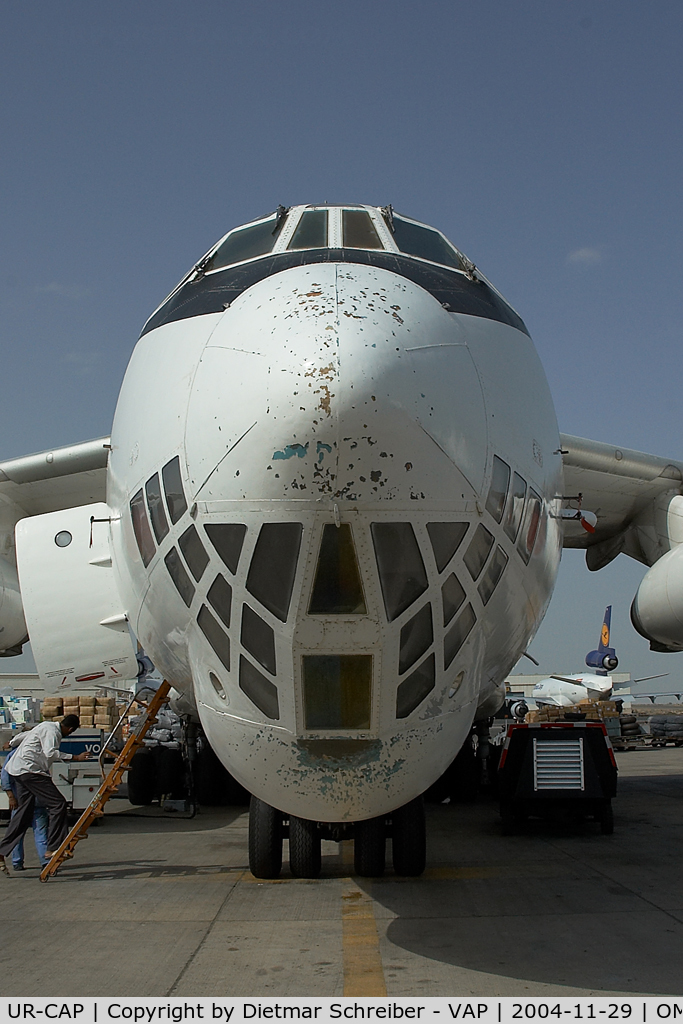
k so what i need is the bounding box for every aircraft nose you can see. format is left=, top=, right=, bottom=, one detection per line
left=183, top=262, right=488, bottom=506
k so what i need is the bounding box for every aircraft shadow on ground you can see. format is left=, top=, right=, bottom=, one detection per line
left=357, top=795, right=683, bottom=995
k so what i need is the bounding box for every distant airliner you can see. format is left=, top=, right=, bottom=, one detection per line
left=532, top=605, right=668, bottom=706
left=2, top=204, right=682, bottom=878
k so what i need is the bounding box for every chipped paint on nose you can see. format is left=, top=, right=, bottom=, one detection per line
left=184, top=262, right=487, bottom=507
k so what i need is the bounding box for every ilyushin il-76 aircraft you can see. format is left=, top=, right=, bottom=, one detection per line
left=2, top=204, right=683, bottom=877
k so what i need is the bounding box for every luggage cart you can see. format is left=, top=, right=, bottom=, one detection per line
left=497, top=721, right=618, bottom=834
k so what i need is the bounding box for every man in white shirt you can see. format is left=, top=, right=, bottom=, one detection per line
left=0, top=714, right=90, bottom=874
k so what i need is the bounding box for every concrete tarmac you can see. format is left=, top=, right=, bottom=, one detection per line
left=1, top=747, right=682, bottom=998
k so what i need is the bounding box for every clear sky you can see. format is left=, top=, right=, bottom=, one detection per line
left=1, top=1, right=682, bottom=688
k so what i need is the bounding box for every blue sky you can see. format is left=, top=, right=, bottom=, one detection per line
left=1, top=1, right=682, bottom=686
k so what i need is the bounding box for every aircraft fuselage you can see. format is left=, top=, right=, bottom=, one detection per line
left=106, top=206, right=563, bottom=822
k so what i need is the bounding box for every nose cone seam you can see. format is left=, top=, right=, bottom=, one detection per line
left=183, top=262, right=488, bottom=506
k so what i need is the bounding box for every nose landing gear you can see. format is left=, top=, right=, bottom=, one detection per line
left=248, top=796, right=283, bottom=879
left=247, top=795, right=427, bottom=879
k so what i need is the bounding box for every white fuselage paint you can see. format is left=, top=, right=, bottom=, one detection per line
left=532, top=674, right=613, bottom=707
left=108, top=259, right=562, bottom=822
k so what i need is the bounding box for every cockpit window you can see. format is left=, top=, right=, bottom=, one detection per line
left=518, top=489, right=542, bottom=564
left=342, top=210, right=383, bottom=250
left=485, top=456, right=511, bottom=524
left=145, top=473, right=169, bottom=544
left=246, top=522, right=303, bottom=622
left=371, top=522, right=429, bottom=622
left=391, top=215, right=462, bottom=270
left=308, top=524, right=367, bottom=615
left=209, top=215, right=278, bottom=271
left=287, top=210, right=328, bottom=250
left=130, top=489, right=155, bottom=568
left=162, top=456, right=187, bottom=525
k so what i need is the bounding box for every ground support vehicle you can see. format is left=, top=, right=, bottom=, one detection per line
left=497, top=721, right=617, bottom=834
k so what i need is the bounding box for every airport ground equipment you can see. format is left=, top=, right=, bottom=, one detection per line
left=497, top=721, right=618, bottom=834
left=39, top=680, right=171, bottom=881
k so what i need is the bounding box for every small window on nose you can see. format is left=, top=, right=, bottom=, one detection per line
left=179, top=524, right=209, bottom=582
left=398, top=603, right=433, bottom=675
left=130, top=489, right=156, bottom=568
left=165, top=547, right=195, bottom=607
left=518, top=490, right=542, bottom=564
left=478, top=546, right=508, bottom=606
left=396, top=654, right=435, bottom=719
left=444, top=604, right=476, bottom=670
left=485, top=456, right=511, bottom=524
left=207, top=574, right=232, bottom=628
left=442, top=573, right=466, bottom=627
left=463, top=524, right=494, bottom=581
left=504, top=474, right=527, bottom=543
left=246, top=523, right=303, bottom=622
left=371, top=522, right=428, bottom=622
left=162, top=456, right=188, bottom=525
left=197, top=604, right=231, bottom=672
left=241, top=604, right=276, bottom=676
left=204, top=523, right=247, bottom=575
left=308, top=524, right=367, bottom=615
left=240, top=656, right=280, bottom=720
left=426, top=522, right=469, bottom=573
left=145, top=473, right=169, bottom=544
left=302, top=655, right=372, bottom=730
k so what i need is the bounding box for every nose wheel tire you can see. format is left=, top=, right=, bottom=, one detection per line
left=289, top=816, right=322, bottom=878
left=391, top=796, right=426, bottom=876
left=354, top=816, right=386, bottom=877
left=248, top=796, right=283, bottom=878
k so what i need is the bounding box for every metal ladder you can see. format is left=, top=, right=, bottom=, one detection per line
left=40, top=680, right=172, bottom=882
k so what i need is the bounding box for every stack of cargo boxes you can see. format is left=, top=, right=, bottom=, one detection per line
left=526, top=699, right=622, bottom=741
left=41, top=695, right=122, bottom=732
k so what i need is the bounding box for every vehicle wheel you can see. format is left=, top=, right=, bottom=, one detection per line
left=600, top=801, right=614, bottom=835
left=354, top=816, right=386, bottom=877
left=127, top=748, right=157, bottom=805
left=392, top=797, right=426, bottom=876
left=249, top=796, right=283, bottom=878
left=289, top=816, right=321, bottom=878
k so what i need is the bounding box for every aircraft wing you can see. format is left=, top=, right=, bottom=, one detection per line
left=0, top=437, right=109, bottom=516
left=629, top=693, right=683, bottom=703
left=560, top=433, right=683, bottom=569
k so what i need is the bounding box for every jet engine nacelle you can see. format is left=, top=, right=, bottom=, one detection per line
left=0, top=555, right=27, bottom=654
left=631, top=545, right=683, bottom=653
left=585, top=648, right=618, bottom=671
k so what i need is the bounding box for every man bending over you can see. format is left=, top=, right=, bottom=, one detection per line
left=0, top=714, right=90, bottom=874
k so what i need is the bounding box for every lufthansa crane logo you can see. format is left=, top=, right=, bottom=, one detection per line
left=601, top=624, right=610, bottom=647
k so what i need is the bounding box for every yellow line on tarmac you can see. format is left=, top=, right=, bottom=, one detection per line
left=341, top=883, right=387, bottom=997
